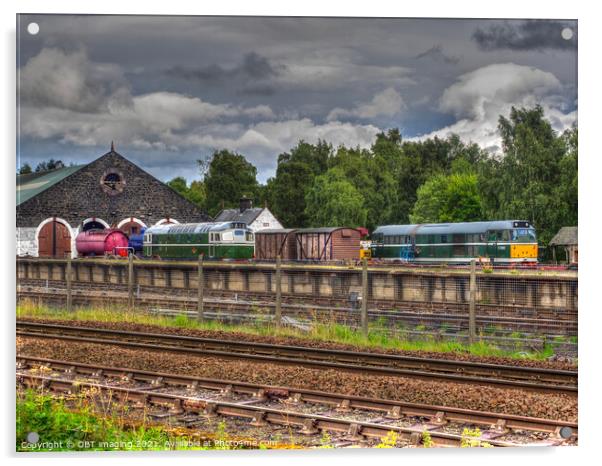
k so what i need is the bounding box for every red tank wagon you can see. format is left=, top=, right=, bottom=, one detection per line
left=75, top=229, right=129, bottom=257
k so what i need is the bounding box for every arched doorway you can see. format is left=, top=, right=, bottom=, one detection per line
left=81, top=217, right=109, bottom=232
left=117, top=217, right=147, bottom=236
left=37, top=218, right=72, bottom=258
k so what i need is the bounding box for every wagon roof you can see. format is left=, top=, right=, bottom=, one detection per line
left=373, top=220, right=533, bottom=236
left=295, top=227, right=359, bottom=234
left=255, top=228, right=297, bottom=234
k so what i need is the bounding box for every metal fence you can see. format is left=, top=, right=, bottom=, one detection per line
left=16, top=257, right=578, bottom=353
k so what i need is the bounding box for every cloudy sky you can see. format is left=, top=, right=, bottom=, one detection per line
left=17, top=15, right=577, bottom=182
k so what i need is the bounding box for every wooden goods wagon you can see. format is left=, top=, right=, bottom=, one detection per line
left=254, top=229, right=297, bottom=260
left=295, top=227, right=361, bottom=261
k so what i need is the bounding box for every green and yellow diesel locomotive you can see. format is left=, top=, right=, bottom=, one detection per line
left=143, top=222, right=255, bottom=260
left=370, top=220, right=537, bottom=264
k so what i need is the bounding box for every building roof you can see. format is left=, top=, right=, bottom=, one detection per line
left=214, top=207, right=264, bottom=225
left=549, top=226, right=578, bottom=246
left=16, top=165, right=84, bottom=206
left=373, top=220, right=533, bottom=236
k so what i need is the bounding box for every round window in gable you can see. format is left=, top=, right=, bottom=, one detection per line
left=100, top=169, right=126, bottom=195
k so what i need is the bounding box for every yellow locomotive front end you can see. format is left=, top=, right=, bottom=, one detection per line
left=509, top=223, right=538, bottom=262
left=510, top=243, right=538, bottom=259
left=360, top=240, right=372, bottom=260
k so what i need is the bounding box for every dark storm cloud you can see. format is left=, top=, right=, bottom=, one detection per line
left=165, top=52, right=285, bottom=83
left=472, top=20, right=577, bottom=51
left=238, top=84, right=277, bottom=96
left=414, top=45, right=460, bottom=64
left=16, top=15, right=578, bottom=182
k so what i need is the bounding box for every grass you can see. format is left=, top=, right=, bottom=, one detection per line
left=16, top=388, right=265, bottom=451
left=17, top=300, right=558, bottom=360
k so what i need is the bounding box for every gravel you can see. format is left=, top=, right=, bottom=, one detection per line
left=17, top=336, right=577, bottom=422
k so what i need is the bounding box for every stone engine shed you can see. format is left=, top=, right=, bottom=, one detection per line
left=16, top=146, right=210, bottom=257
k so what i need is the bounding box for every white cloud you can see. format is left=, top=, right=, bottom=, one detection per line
left=327, top=87, right=405, bottom=121
left=416, top=63, right=576, bottom=151
left=19, top=48, right=131, bottom=113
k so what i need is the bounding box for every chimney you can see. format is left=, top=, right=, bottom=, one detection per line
left=240, top=196, right=252, bottom=213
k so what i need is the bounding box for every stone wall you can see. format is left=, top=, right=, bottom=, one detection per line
left=16, top=258, right=578, bottom=313
left=17, top=150, right=210, bottom=228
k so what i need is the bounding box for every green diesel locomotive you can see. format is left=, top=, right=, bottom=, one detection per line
left=143, top=222, right=255, bottom=260
left=370, top=220, right=537, bottom=264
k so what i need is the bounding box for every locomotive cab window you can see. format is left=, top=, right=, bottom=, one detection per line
left=512, top=228, right=537, bottom=242
left=497, top=230, right=511, bottom=241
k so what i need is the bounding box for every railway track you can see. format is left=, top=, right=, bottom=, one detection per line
left=16, top=356, right=577, bottom=447
left=17, top=277, right=578, bottom=322
left=16, top=321, right=578, bottom=395
left=17, top=284, right=577, bottom=336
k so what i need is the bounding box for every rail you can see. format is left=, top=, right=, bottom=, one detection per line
left=16, top=356, right=577, bottom=447
left=16, top=321, right=578, bottom=395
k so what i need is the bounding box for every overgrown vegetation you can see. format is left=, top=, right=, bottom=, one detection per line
left=17, top=389, right=208, bottom=451
left=17, top=301, right=559, bottom=360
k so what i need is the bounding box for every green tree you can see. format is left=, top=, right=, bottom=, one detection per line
left=167, top=176, right=188, bottom=195
left=202, top=149, right=259, bottom=216
left=328, top=146, right=397, bottom=230
left=270, top=140, right=332, bottom=227
left=479, top=105, right=576, bottom=244
left=18, top=163, right=32, bottom=175
left=304, top=167, right=367, bottom=227
left=166, top=176, right=206, bottom=209
left=34, top=159, right=64, bottom=172
left=410, top=172, right=483, bottom=223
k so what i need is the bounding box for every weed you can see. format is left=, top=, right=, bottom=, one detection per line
left=460, top=428, right=492, bottom=448
left=376, top=430, right=399, bottom=448
left=421, top=430, right=434, bottom=448
left=319, top=431, right=333, bottom=449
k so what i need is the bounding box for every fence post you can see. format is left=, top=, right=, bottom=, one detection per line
left=66, top=254, right=73, bottom=312
left=275, top=255, right=282, bottom=327
left=469, top=259, right=476, bottom=345
left=128, top=252, right=134, bottom=311
left=197, top=254, right=204, bottom=322
left=361, top=257, right=368, bottom=337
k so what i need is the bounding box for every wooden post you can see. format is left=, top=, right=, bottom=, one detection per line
left=361, top=258, right=368, bottom=337
left=128, top=252, right=134, bottom=311
left=197, top=254, right=204, bottom=322
left=66, top=254, right=73, bottom=312
left=469, top=259, right=476, bottom=345
left=275, top=255, right=282, bottom=326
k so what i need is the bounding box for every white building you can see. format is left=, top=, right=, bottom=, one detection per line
left=214, top=198, right=283, bottom=232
